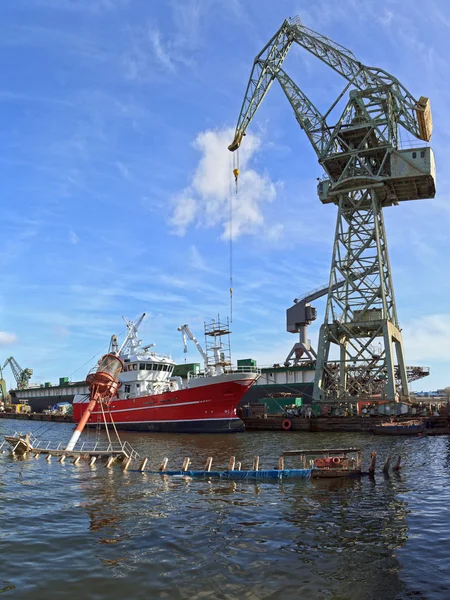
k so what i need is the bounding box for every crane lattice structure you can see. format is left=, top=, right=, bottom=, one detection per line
left=229, top=17, right=435, bottom=403
left=2, top=357, right=33, bottom=390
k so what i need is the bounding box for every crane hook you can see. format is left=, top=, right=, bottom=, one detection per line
left=232, top=168, right=239, bottom=193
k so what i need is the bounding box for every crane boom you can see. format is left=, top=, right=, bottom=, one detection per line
left=229, top=17, right=431, bottom=153
left=177, top=325, right=209, bottom=370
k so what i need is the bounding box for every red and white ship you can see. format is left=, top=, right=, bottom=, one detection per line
left=73, top=314, right=259, bottom=433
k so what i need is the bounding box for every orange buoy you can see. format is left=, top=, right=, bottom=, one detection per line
left=282, top=419, right=292, bottom=431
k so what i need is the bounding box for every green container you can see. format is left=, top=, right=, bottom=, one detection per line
left=237, top=358, right=257, bottom=368
left=173, top=363, right=201, bottom=377
left=59, top=377, right=69, bottom=386
left=44, top=382, right=52, bottom=388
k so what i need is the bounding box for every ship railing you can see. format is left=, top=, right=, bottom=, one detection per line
left=233, top=366, right=262, bottom=374
left=187, top=366, right=262, bottom=378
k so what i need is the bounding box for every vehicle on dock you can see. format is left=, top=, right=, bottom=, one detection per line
left=43, top=402, right=72, bottom=417
left=374, top=420, right=424, bottom=435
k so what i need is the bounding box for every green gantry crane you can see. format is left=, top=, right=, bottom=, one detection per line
left=229, top=16, right=435, bottom=403
left=2, top=357, right=33, bottom=390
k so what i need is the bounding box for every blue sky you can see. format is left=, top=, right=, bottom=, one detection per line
left=0, top=0, right=449, bottom=391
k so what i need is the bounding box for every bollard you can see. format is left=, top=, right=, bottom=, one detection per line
left=204, top=457, right=213, bottom=472
left=228, top=456, right=236, bottom=471
left=393, top=456, right=402, bottom=472
left=182, top=457, right=191, bottom=472
left=59, top=455, right=66, bottom=463
left=159, top=458, right=168, bottom=472
left=236, top=462, right=241, bottom=471
left=89, top=456, right=97, bottom=467
left=369, top=451, right=377, bottom=475
left=105, top=456, right=115, bottom=468
left=122, top=457, right=131, bottom=471
left=139, top=458, right=148, bottom=472
left=73, top=456, right=81, bottom=465
left=278, top=456, right=285, bottom=471
left=253, top=456, right=260, bottom=471
left=383, top=455, right=391, bottom=474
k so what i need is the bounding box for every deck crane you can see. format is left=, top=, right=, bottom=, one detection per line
left=178, top=324, right=212, bottom=375
left=2, top=357, right=33, bottom=390
left=229, top=16, right=435, bottom=403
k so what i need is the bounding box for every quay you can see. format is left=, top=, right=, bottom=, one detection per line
left=0, top=412, right=73, bottom=423
left=241, top=414, right=450, bottom=435
left=1, top=411, right=450, bottom=435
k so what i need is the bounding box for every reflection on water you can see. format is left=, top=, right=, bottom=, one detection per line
left=0, top=420, right=449, bottom=599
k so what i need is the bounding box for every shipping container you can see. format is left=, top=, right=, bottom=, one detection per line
left=237, top=358, right=257, bottom=368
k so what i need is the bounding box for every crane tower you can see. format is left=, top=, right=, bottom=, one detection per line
left=228, top=17, right=435, bottom=403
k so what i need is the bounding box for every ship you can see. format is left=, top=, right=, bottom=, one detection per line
left=72, top=314, right=259, bottom=433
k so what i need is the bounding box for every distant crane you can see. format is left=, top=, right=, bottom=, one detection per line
left=0, top=364, right=8, bottom=406
left=229, top=16, right=435, bottom=403
left=2, top=357, right=33, bottom=390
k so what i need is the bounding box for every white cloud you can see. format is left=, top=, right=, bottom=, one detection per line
left=169, top=127, right=280, bottom=239
left=69, top=230, right=79, bottom=245
left=0, top=331, right=17, bottom=346
left=170, top=192, right=198, bottom=236
left=403, top=314, right=450, bottom=362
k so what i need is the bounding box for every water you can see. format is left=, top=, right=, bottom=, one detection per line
left=1, top=420, right=449, bottom=600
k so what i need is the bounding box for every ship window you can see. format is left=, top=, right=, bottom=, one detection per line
left=412, top=152, right=417, bottom=159
left=125, top=384, right=131, bottom=393
left=146, top=364, right=152, bottom=370
left=421, top=151, right=425, bottom=158
left=139, top=363, right=146, bottom=370
left=132, top=364, right=137, bottom=371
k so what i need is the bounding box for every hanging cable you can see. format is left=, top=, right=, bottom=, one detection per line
left=229, top=150, right=239, bottom=323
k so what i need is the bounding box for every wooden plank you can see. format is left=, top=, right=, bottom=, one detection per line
left=182, top=457, right=191, bottom=472
left=228, top=456, right=235, bottom=471
left=139, top=458, right=148, bottom=472
left=159, top=457, right=168, bottom=472
left=204, top=457, right=213, bottom=472
left=252, top=456, right=259, bottom=471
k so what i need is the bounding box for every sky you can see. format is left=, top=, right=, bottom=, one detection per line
left=0, top=0, right=449, bottom=392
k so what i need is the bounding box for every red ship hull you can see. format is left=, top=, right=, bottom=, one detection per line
left=73, top=377, right=255, bottom=433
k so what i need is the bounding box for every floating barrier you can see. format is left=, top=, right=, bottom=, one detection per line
left=1, top=438, right=399, bottom=480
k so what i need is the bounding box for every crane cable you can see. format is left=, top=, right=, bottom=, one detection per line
left=230, top=150, right=240, bottom=323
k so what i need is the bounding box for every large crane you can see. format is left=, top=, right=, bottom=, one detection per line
left=229, top=17, right=435, bottom=404
left=2, top=357, right=33, bottom=390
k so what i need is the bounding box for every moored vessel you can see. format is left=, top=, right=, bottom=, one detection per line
left=72, top=314, right=259, bottom=433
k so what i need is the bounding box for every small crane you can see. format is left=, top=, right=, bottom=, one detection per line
left=2, top=357, right=33, bottom=390
left=177, top=324, right=211, bottom=375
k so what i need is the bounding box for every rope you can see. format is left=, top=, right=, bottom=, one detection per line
left=107, top=405, right=123, bottom=446
left=99, top=400, right=112, bottom=446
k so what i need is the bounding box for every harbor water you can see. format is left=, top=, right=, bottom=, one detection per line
left=1, top=419, right=449, bottom=599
